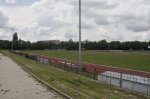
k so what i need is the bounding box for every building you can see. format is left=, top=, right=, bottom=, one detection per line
left=41, top=40, right=60, bottom=45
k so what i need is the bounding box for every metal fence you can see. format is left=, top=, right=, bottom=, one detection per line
left=98, top=71, right=150, bottom=96
left=13, top=51, right=150, bottom=96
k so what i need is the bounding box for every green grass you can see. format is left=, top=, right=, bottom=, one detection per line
left=2, top=50, right=149, bottom=99
left=24, top=50, right=150, bottom=72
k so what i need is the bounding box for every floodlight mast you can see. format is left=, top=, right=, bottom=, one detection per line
left=11, top=28, right=14, bottom=51
left=107, top=34, right=110, bottom=52
left=78, top=0, right=82, bottom=72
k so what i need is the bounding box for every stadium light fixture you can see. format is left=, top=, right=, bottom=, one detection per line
left=78, top=0, right=82, bottom=72
left=106, top=32, right=110, bottom=52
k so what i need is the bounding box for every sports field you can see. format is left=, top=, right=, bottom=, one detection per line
left=24, top=50, right=150, bottom=72
left=2, top=50, right=149, bottom=99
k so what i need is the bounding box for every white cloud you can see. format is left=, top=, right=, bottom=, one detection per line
left=0, top=10, right=8, bottom=28
left=0, top=0, right=150, bottom=41
left=5, top=0, right=16, bottom=4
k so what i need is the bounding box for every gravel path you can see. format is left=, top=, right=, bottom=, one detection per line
left=0, top=53, right=62, bottom=99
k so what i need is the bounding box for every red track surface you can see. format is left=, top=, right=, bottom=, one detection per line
left=39, top=56, right=150, bottom=78
left=15, top=51, right=150, bottom=78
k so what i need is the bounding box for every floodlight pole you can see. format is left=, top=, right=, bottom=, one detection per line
left=107, top=34, right=110, bottom=52
left=11, top=28, right=14, bottom=51
left=78, top=0, right=82, bottom=72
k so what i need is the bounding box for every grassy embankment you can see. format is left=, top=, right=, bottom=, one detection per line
left=25, top=50, right=150, bottom=72
left=2, top=50, right=149, bottom=99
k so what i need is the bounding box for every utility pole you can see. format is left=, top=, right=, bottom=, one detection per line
left=11, top=28, right=14, bottom=51
left=78, top=0, right=82, bottom=72
left=107, top=34, right=110, bottom=52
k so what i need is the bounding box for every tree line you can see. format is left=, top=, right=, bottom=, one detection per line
left=0, top=33, right=150, bottom=50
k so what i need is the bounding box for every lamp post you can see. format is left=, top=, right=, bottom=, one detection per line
left=107, top=33, right=110, bottom=52
left=11, top=28, right=14, bottom=51
left=78, top=0, right=82, bottom=72
left=100, top=29, right=110, bottom=52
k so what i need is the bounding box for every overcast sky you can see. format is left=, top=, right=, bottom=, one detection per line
left=0, top=0, right=150, bottom=42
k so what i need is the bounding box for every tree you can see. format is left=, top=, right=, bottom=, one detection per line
left=67, top=39, right=78, bottom=50
left=110, top=41, right=122, bottom=50
left=13, top=32, right=18, bottom=42
left=98, top=40, right=107, bottom=50
left=13, top=32, right=19, bottom=49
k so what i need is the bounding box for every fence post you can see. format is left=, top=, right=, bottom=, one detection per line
left=148, top=77, right=150, bottom=95
left=101, top=74, right=103, bottom=82
left=94, top=68, right=97, bottom=80
left=120, top=73, right=122, bottom=88
left=63, top=61, right=67, bottom=70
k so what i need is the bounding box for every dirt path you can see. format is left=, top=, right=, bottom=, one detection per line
left=0, top=53, right=62, bottom=99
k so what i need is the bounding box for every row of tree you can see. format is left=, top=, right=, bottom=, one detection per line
left=0, top=33, right=150, bottom=50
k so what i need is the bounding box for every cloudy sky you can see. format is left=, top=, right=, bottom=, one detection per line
left=0, top=0, right=150, bottom=42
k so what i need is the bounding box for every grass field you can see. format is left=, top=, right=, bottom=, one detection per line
left=2, top=50, right=149, bottom=99
left=24, top=50, right=150, bottom=72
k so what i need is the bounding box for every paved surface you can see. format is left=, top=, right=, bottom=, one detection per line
left=0, top=53, right=61, bottom=99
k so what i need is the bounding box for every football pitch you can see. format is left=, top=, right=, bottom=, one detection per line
left=24, top=50, right=150, bottom=72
